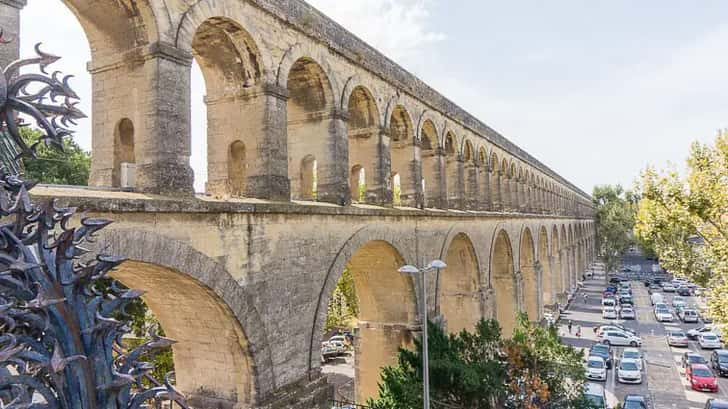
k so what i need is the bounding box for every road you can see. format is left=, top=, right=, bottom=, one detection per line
left=560, top=256, right=728, bottom=408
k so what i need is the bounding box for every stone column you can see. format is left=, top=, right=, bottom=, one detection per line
left=465, top=161, right=479, bottom=210
left=412, top=140, right=425, bottom=209
left=492, top=170, right=502, bottom=211
left=0, top=0, right=24, bottom=69
left=514, top=271, right=524, bottom=313
left=453, top=154, right=465, bottom=209
left=502, top=175, right=512, bottom=211
left=519, top=180, right=527, bottom=212
left=89, top=43, right=195, bottom=195
left=481, top=287, right=496, bottom=320
left=435, top=148, right=448, bottom=209
left=375, top=126, right=393, bottom=205
left=534, top=261, right=544, bottom=319
left=316, top=108, right=350, bottom=205
left=480, top=166, right=492, bottom=210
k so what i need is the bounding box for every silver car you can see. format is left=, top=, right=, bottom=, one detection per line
left=620, top=307, right=636, bottom=320
left=666, top=330, right=689, bottom=347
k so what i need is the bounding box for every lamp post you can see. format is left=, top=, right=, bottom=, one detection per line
left=398, top=259, right=447, bottom=409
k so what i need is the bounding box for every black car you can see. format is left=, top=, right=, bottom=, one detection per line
left=610, top=277, right=623, bottom=284
left=677, top=287, right=691, bottom=296
left=705, top=399, right=728, bottom=409
left=623, top=395, right=648, bottom=409
left=590, top=344, right=613, bottom=369
left=683, top=351, right=708, bottom=368
left=711, top=350, right=728, bottom=376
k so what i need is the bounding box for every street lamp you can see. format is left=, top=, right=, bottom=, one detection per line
left=398, top=259, right=447, bottom=409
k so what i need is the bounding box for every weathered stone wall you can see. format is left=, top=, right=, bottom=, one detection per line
left=32, top=186, right=597, bottom=408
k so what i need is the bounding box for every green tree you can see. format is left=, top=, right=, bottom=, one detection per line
left=367, top=315, right=591, bottom=409
left=325, top=268, right=359, bottom=332
left=20, top=127, right=90, bottom=185
left=635, top=130, right=727, bottom=321
left=593, top=185, right=637, bottom=273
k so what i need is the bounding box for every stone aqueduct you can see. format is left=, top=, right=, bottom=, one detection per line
left=3, top=0, right=597, bottom=408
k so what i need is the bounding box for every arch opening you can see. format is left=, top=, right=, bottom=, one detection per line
left=347, top=86, right=379, bottom=203
left=444, top=132, right=459, bottom=206
left=320, top=241, right=417, bottom=403
left=420, top=120, right=439, bottom=207
left=192, top=17, right=263, bottom=197
left=113, top=260, right=255, bottom=407
left=539, top=227, right=553, bottom=309
left=389, top=106, right=414, bottom=207
left=520, top=228, right=539, bottom=321
left=286, top=58, right=335, bottom=201
left=441, top=233, right=481, bottom=333
left=491, top=230, right=516, bottom=335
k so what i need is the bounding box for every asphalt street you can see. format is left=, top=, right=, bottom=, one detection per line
left=560, top=256, right=728, bottom=409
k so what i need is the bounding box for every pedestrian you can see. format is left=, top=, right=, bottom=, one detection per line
left=583, top=293, right=588, bottom=303
left=593, top=326, right=598, bottom=335
left=568, top=320, right=573, bottom=334
left=576, top=325, right=582, bottom=338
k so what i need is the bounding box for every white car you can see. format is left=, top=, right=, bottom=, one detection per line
left=621, top=348, right=644, bottom=371
left=617, top=358, right=643, bottom=384
left=602, top=331, right=642, bottom=347
left=654, top=302, right=669, bottom=311
left=699, top=333, right=722, bottom=349
left=597, top=325, right=638, bottom=338
left=585, top=356, right=607, bottom=381
left=620, top=307, right=636, bottom=320
left=662, top=283, right=676, bottom=292
left=602, top=306, right=617, bottom=319
left=655, top=308, right=673, bottom=322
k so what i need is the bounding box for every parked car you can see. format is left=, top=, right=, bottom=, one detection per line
left=621, top=348, right=644, bottom=371
left=663, top=283, right=676, bottom=292
left=622, top=395, right=648, bottom=409
left=678, top=286, right=692, bottom=296
left=620, top=296, right=634, bottom=306
left=700, top=333, right=723, bottom=350
left=655, top=308, right=673, bottom=322
left=654, top=302, right=669, bottom=311
left=603, top=306, right=618, bottom=320
left=320, top=342, right=338, bottom=362
left=585, top=356, right=607, bottom=381
left=690, top=326, right=718, bottom=340
left=683, top=351, right=708, bottom=368
left=602, top=298, right=616, bottom=307
left=602, top=331, right=642, bottom=347
left=590, top=344, right=613, bottom=369
left=620, top=306, right=636, bottom=320
left=584, top=383, right=607, bottom=409
left=617, top=358, right=642, bottom=384
left=687, top=363, right=718, bottom=392
left=711, top=350, right=728, bottom=377
left=666, top=330, right=689, bottom=347
left=680, top=308, right=700, bottom=323
left=705, top=399, right=728, bottom=408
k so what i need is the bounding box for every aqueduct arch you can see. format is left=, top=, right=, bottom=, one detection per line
left=538, top=226, right=553, bottom=308
left=491, top=229, right=517, bottom=335
left=519, top=227, right=539, bottom=321
left=347, top=86, right=380, bottom=203
left=388, top=104, right=416, bottom=207
left=551, top=225, right=563, bottom=297
left=440, top=233, right=482, bottom=334
left=97, top=229, right=271, bottom=408
left=420, top=119, right=440, bottom=208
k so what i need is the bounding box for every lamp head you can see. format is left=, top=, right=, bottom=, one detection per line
left=429, top=260, right=447, bottom=269
left=398, top=265, right=420, bottom=274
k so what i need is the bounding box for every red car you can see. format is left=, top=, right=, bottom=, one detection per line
left=687, top=363, right=719, bottom=392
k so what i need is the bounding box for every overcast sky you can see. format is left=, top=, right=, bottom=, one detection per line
left=20, top=1, right=728, bottom=193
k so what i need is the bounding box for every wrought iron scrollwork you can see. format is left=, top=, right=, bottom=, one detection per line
left=0, top=45, right=188, bottom=408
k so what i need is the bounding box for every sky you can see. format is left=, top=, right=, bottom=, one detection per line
left=19, top=1, right=728, bottom=193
